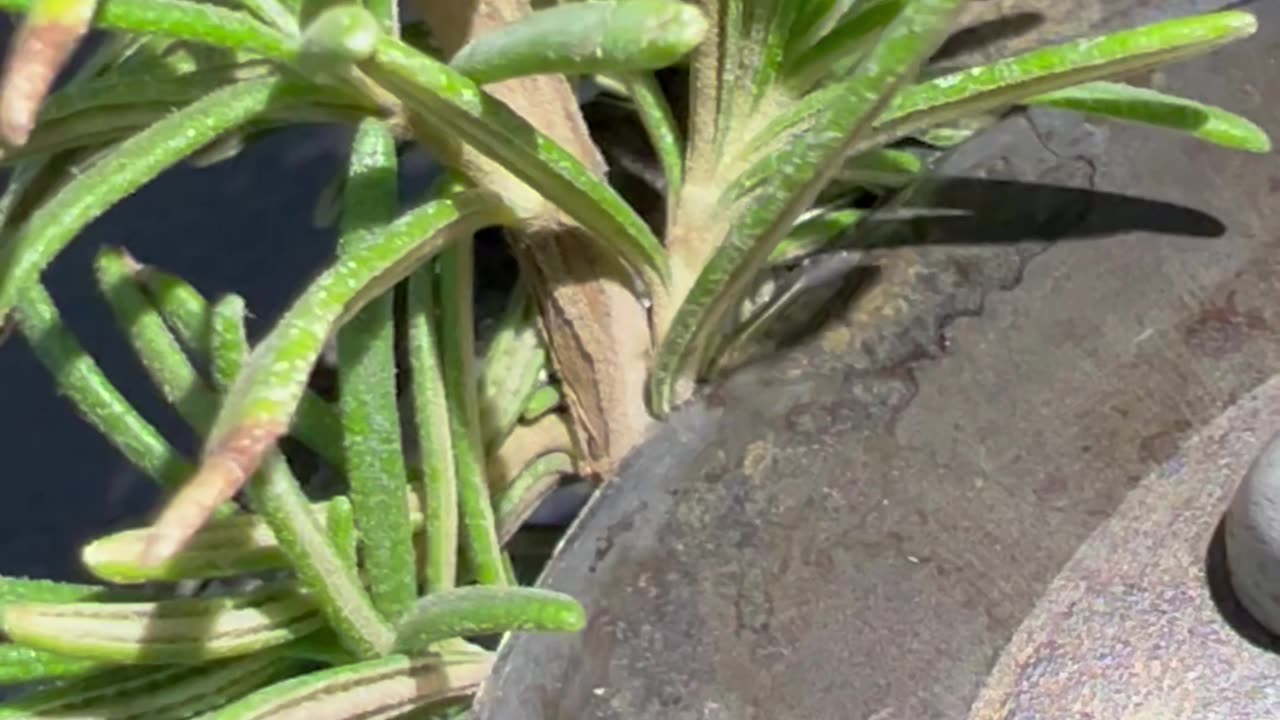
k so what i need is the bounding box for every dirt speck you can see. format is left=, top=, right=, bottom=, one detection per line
left=743, top=440, right=773, bottom=477
left=821, top=325, right=853, bottom=354
left=589, top=503, right=645, bottom=574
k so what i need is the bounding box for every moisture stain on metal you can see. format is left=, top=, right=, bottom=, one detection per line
left=1183, top=289, right=1269, bottom=359
left=588, top=500, right=646, bottom=575
left=1137, top=418, right=1194, bottom=465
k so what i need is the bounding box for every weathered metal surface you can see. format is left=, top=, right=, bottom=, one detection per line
left=473, top=0, right=1280, bottom=718
left=969, top=376, right=1280, bottom=719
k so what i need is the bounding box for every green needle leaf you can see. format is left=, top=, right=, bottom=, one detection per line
left=863, top=10, right=1260, bottom=151
left=1, top=584, right=323, bottom=664
left=783, top=0, right=904, bottom=93
left=297, top=3, right=381, bottom=75
left=478, top=281, right=547, bottom=451
left=438, top=240, right=507, bottom=587
left=142, top=190, right=507, bottom=569
left=0, top=643, right=101, bottom=685
left=82, top=487, right=425, bottom=584
left=206, top=283, right=397, bottom=661
left=785, top=0, right=853, bottom=59
left=617, top=72, right=686, bottom=199
left=326, top=495, right=358, bottom=570
left=494, top=451, right=573, bottom=542
left=135, top=265, right=345, bottom=470
left=767, top=208, right=864, bottom=265
left=366, top=0, right=397, bottom=36
left=650, top=0, right=966, bottom=414
left=0, top=575, right=118, bottom=607
left=0, top=75, right=287, bottom=325
left=13, top=283, right=195, bottom=488
left=0, top=654, right=299, bottom=719
left=94, top=246, right=222, bottom=430
left=247, top=461, right=396, bottom=660
left=392, top=586, right=585, bottom=654
left=337, top=118, right=416, bottom=622
left=407, top=264, right=460, bottom=595
left=234, top=0, right=298, bottom=34
left=0, top=0, right=292, bottom=59
left=360, top=35, right=669, bottom=288
left=449, top=0, right=708, bottom=85
left=0, top=0, right=291, bottom=56
left=195, top=650, right=493, bottom=720
left=520, top=384, right=562, bottom=423
left=37, top=64, right=270, bottom=125
left=1025, top=80, right=1271, bottom=153
left=83, top=494, right=363, bottom=583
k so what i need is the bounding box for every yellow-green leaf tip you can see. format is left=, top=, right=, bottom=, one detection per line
left=301, top=4, right=381, bottom=69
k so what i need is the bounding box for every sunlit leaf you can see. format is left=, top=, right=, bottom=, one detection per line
left=1026, top=80, right=1270, bottom=153
left=450, top=0, right=707, bottom=85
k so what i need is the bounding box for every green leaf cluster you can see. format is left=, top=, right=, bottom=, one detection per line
left=0, top=0, right=1268, bottom=716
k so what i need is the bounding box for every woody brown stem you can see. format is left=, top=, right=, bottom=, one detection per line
left=417, top=0, right=655, bottom=477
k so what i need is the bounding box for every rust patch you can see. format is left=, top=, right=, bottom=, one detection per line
left=0, top=22, right=86, bottom=147
left=1182, top=290, right=1268, bottom=358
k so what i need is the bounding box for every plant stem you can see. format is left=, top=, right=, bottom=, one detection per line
left=651, top=0, right=966, bottom=414
left=411, top=0, right=658, bottom=476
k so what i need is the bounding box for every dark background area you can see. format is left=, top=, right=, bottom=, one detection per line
left=0, top=14, right=440, bottom=581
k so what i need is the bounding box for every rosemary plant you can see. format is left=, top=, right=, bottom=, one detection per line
left=0, top=0, right=1270, bottom=717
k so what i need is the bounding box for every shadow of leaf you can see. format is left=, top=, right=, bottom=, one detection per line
left=931, top=12, right=1047, bottom=65
left=732, top=176, right=1227, bottom=368
left=854, top=175, right=1225, bottom=253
